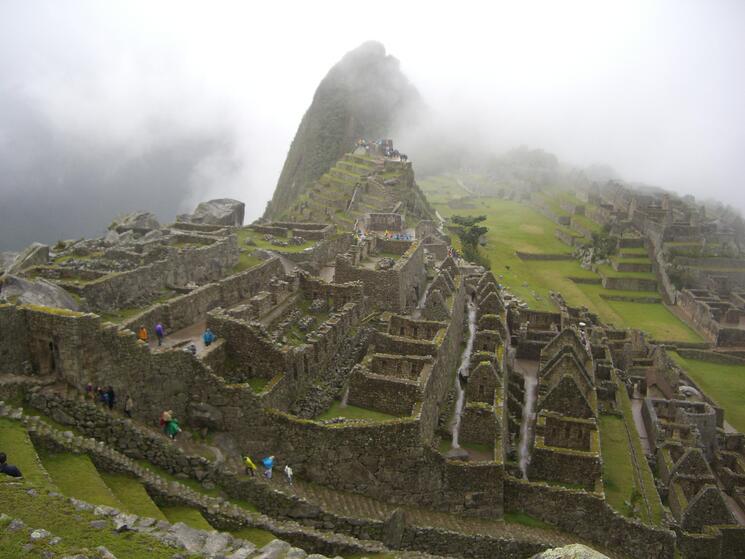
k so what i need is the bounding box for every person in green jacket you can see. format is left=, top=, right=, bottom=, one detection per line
left=165, top=417, right=181, bottom=440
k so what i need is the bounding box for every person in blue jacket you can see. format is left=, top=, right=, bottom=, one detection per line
left=203, top=328, right=215, bottom=347
left=262, top=455, right=275, bottom=479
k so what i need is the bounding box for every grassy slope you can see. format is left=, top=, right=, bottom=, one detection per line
left=599, top=415, right=637, bottom=517
left=669, top=352, right=745, bottom=433
left=0, top=482, right=192, bottom=559
left=0, top=419, right=55, bottom=489
left=419, top=177, right=702, bottom=342
left=160, top=505, right=213, bottom=530
left=37, top=451, right=123, bottom=509
left=99, top=471, right=167, bottom=520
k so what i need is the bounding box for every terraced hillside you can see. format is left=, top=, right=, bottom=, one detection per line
left=419, top=175, right=702, bottom=343
left=278, top=152, right=435, bottom=230
left=0, top=412, right=287, bottom=557
left=264, top=41, right=422, bottom=220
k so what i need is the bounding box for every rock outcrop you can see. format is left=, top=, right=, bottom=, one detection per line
left=0, top=275, right=80, bottom=311
left=184, top=198, right=245, bottom=227
left=109, top=211, right=160, bottom=233
left=263, top=41, right=421, bottom=220
left=6, top=242, right=49, bottom=274
left=530, top=544, right=609, bottom=559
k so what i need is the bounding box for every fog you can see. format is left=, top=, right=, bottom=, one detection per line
left=1, top=0, right=744, bottom=249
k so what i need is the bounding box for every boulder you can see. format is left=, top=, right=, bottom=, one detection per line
left=7, top=242, right=49, bottom=274
left=0, top=275, right=80, bottom=311
left=109, top=211, right=160, bottom=233
left=0, top=251, right=19, bottom=274
left=530, top=544, right=610, bottom=559
left=189, top=199, right=245, bottom=227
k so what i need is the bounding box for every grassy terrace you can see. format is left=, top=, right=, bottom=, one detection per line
left=596, top=263, right=655, bottom=280
left=669, top=352, right=745, bottom=433
left=419, top=177, right=703, bottom=342
left=620, top=247, right=648, bottom=256
left=599, top=414, right=663, bottom=525
left=316, top=401, right=400, bottom=422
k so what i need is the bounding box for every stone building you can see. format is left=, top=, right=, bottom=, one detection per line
left=528, top=329, right=601, bottom=490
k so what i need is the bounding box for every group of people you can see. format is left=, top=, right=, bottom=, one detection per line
left=383, top=230, right=412, bottom=241
left=137, top=322, right=216, bottom=353
left=244, top=454, right=293, bottom=485
left=85, top=383, right=134, bottom=417
left=138, top=322, right=165, bottom=346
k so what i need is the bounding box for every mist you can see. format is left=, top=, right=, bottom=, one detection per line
left=1, top=0, right=744, bottom=250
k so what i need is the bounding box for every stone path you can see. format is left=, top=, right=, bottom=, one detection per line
left=246, top=467, right=603, bottom=554
left=150, top=320, right=207, bottom=353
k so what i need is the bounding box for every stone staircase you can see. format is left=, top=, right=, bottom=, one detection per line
left=0, top=400, right=394, bottom=558
left=258, top=467, right=581, bottom=550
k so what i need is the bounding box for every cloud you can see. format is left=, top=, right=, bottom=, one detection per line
left=1, top=0, right=744, bottom=249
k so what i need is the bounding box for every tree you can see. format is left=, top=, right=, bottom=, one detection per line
left=451, top=215, right=490, bottom=268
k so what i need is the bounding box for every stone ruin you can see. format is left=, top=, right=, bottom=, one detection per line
left=4, top=151, right=745, bottom=559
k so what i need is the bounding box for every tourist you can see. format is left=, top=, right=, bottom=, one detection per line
left=155, top=322, right=165, bottom=346
left=85, top=382, right=94, bottom=401
left=160, top=410, right=173, bottom=434
left=284, top=464, right=293, bottom=485
left=165, top=417, right=181, bottom=440
left=96, top=386, right=106, bottom=406
left=105, top=386, right=116, bottom=410
left=124, top=394, right=134, bottom=418
left=244, top=455, right=257, bottom=477
left=262, top=455, right=274, bottom=479
left=137, top=325, right=148, bottom=344
left=203, top=328, right=215, bottom=347
left=0, top=452, right=22, bottom=478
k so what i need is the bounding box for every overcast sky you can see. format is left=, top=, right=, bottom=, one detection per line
left=1, top=0, right=744, bottom=249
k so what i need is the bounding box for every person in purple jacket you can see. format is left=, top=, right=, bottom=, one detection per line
left=155, top=322, right=165, bottom=346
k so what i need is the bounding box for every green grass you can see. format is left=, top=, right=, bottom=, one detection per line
left=160, top=505, right=213, bottom=530
left=236, top=228, right=317, bottom=253
left=596, top=263, right=655, bottom=280
left=134, top=460, right=258, bottom=513
left=620, top=247, right=648, bottom=256
left=571, top=213, right=602, bottom=234
left=0, top=419, right=55, bottom=489
left=233, top=250, right=263, bottom=273
left=0, top=481, right=192, bottom=559
left=599, top=410, right=664, bottom=526
left=38, top=451, right=122, bottom=508
left=418, top=181, right=703, bottom=342
left=247, top=377, right=271, bottom=393
left=231, top=526, right=277, bottom=547
left=99, top=471, right=167, bottom=520
left=669, top=352, right=745, bottom=433
left=602, top=300, right=701, bottom=342
left=599, top=414, right=639, bottom=518
left=316, top=401, right=400, bottom=422
left=615, top=379, right=666, bottom=525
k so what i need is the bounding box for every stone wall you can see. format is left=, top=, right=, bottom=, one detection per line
left=459, top=403, right=497, bottom=446
left=281, top=234, right=354, bottom=266
left=0, top=304, right=31, bottom=374
left=334, top=240, right=426, bottom=312
left=504, top=477, right=676, bottom=559
left=347, top=366, right=421, bottom=416
left=80, top=235, right=239, bottom=312
left=124, top=257, right=284, bottom=334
